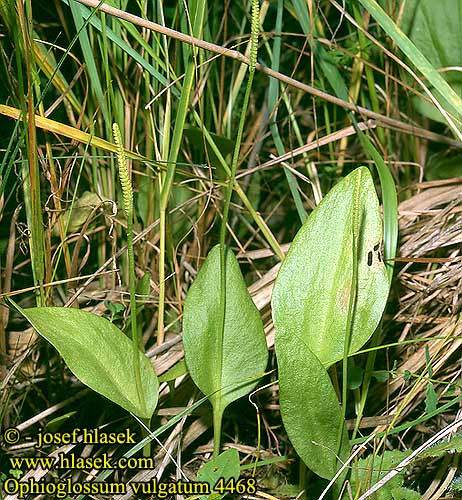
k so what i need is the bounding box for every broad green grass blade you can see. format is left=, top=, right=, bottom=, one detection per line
left=358, top=0, right=462, bottom=135
left=61, top=0, right=173, bottom=94
left=354, top=126, right=398, bottom=277
left=400, top=0, right=462, bottom=124
left=68, top=0, right=109, bottom=124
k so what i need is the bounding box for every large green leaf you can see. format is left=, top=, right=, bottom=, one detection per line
left=276, top=333, right=350, bottom=480
left=400, top=0, right=462, bottom=123
left=12, top=303, right=158, bottom=419
left=272, top=167, right=389, bottom=368
left=182, top=244, right=268, bottom=428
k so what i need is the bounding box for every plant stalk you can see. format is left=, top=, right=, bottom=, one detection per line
left=113, top=123, right=144, bottom=412
left=157, top=0, right=206, bottom=346
left=216, top=0, right=260, bottom=457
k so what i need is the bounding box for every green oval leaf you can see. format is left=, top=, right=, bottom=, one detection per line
left=12, top=302, right=158, bottom=419
left=276, top=333, right=350, bottom=480
left=183, top=244, right=268, bottom=419
left=272, top=167, right=389, bottom=368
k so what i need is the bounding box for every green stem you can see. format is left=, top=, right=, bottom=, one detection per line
left=212, top=407, right=224, bottom=458
left=113, top=123, right=143, bottom=412
left=157, top=206, right=167, bottom=343
left=298, top=461, right=307, bottom=500
left=216, top=0, right=260, bottom=458
left=338, top=169, right=361, bottom=457
left=191, top=108, right=284, bottom=260
left=351, top=123, right=397, bottom=439
left=18, top=0, right=45, bottom=306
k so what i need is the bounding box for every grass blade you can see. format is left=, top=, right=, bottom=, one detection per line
left=358, top=0, right=462, bottom=138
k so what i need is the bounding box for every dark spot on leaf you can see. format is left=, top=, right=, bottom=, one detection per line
left=373, top=243, right=380, bottom=251
left=367, top=251, right=373, bottom=266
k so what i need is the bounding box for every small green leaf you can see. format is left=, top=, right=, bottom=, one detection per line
left=52, top=191, right=108, bottom=237
left=372, top=370, right=389, bottom=383
left=272, top=167, right=389, bottom=368
left=158, top=359, right=188, bottom=383
left=11, top=302, right=158, bottom=419
left=44, top=412, right=77, bottom=433
left=348, top=365, right=364, bottom=390
left=425, top=383, right=438, bottom=414
left=182, top=245, right=268, bottom=446
left=391, top=486, right=421, bottom=500
left=196, top=448, right=240, bottom=500
left=136, top=271, right=151, bottom=302
left=104, top=300, right=125, bottom=320
left=348, top=450, right=414, bottom=500
left=276, top=333, right=350, bottom=479
left=449, top=474, right=462, bottom=493
left=419, top=434, right=462, bottom=459
left=8, top=470, right=23, bottom=480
